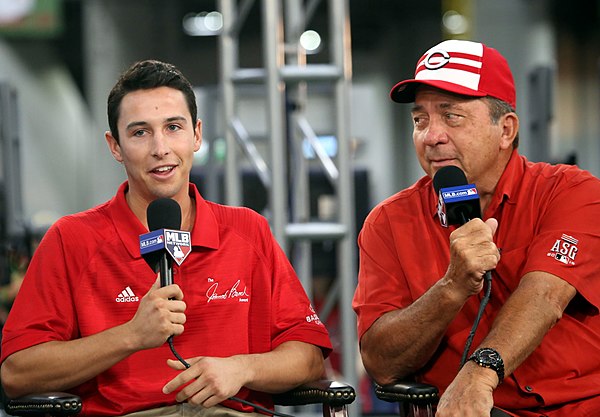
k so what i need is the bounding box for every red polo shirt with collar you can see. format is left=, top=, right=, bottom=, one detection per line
left=353, top=151, right=600, bottom=416
left=2, top=182, right=332, bottom=416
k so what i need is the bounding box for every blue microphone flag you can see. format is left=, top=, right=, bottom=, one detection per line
left=437, top=183, right=481, bottom=227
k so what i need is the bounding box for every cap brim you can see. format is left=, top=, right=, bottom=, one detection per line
left=390, top=79, right=488, bottom=103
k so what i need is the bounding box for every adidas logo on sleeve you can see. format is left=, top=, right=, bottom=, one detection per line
left=115, top=286, right=139, bottom=303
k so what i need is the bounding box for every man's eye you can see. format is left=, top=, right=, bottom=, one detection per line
left=167, top=124, right=181, bottom=131
left=133, top=130, right=146, bottom=137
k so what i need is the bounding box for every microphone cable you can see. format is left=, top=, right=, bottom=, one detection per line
left=168, top=337, right=295, bottom=417
left=459, top=271, right=492, bottom=368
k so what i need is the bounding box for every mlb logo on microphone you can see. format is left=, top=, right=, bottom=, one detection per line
left=165, top=230, right=191, bottom=265
left=140, top=232, right=164, bottom=250
left=441, top=186, right=478, bottom=202
left=437, top=197, right=448, bottom=227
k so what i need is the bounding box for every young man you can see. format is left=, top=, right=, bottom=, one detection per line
left=1, top=60, right=332, bottom=416
left=353, top=40, right=600, bottom=416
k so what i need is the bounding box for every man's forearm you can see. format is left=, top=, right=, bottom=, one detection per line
left=360, top=277, right=469, bottom=385
left=474, top=271, right=576, bottom=379
left=239, top=341, right=325, bottom=393
left=435, top=271, right=577, bottom=415
left=1, top=322, right=139, bottom=398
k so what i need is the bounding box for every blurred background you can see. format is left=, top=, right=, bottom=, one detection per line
left=0, top=0, right=599, bottom=415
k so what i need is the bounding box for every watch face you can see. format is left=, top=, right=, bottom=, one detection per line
left=471, top=348, right=504, bottom=383
left=480, top=348, right=500, bottom=365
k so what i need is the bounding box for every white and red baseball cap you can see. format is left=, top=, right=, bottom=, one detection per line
left=390, top=40, right=516, bottom=109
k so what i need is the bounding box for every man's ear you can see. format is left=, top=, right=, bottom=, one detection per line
left=499, top=112, right=519, bottom=150
left=105, top=131, right=123, bottom=163
left=194, top=119, right=202, bottom=152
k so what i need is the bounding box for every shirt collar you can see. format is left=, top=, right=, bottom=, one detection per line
left=109, top=181, right=220, bottom=260
left=483, top=149, right=521, bottom=218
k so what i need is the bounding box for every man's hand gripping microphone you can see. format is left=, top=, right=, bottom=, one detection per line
left=139, top=198, right=192, bottom=366
left=433, top=166, right=495, bottom=366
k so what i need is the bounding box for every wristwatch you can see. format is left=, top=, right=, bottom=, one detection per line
left=468, top=347, right=505, bottom=384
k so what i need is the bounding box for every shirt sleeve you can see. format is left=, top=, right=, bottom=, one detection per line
left=1, top=222, right=78, bottom=362
left=522, top=171, right=600, bottom=310
left=352, top=206, right=413, bottom=341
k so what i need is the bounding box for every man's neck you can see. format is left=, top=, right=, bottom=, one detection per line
left=125, top=187, right=195, bottom=232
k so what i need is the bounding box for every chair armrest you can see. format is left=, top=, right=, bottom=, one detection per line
left=273, top=380, right=356, bottom=407
left=3, top=382, right=355, bottom=415
left=375, top=381, right=439, bottom=405
left=5, top=392, right=82, bottom=416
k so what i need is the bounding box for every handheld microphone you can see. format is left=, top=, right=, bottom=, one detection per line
left=140, top=198, right=191, bottom=287
left=434, top=166, right=493, bottom=367
left=140, top=199, right=195, bottom=368
left=433, top=166, right=489, bottom=285
left=433, top=165, right=481, bottom=227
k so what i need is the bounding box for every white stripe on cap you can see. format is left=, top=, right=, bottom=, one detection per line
left=415, top=67, right=481, bottom=92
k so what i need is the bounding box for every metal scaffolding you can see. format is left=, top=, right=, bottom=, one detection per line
left=0, top=83, right=24, bottom=240
left=218, top=0, right=359, bottom=414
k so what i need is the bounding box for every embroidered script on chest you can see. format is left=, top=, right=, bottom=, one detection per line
left=205, top=277, right=250, bottom=303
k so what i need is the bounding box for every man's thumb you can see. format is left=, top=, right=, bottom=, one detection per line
left=485, top=218, right=499, bottom=236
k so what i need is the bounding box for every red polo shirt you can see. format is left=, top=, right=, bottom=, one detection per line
left=2, top=182, right=332, bottom=416
left=353, top=151, right=600, bottom=416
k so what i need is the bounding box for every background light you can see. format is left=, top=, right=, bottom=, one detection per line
left=299, top=30, right=322, bottom=53
left=442, top=10, right=469, bottom=35
left=183, top=11, right=223, bottom=36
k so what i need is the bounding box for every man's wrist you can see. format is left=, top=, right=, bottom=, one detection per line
left=437, top=275, right=472, bottom=306
left=468, top=347, right=505, bottom=384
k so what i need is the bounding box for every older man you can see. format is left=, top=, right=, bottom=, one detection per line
left=353, top=40, right=600, bottom=416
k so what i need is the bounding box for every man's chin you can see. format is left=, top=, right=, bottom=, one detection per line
left=147, top=184, right=184, bottom=201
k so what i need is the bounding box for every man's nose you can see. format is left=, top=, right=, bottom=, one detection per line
left=420, top=118, right=450, bottom=146
left=151, top=132, right=171, bottom=157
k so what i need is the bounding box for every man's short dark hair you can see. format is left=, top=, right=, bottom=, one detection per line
left=484, top=96, right=519, bottom=149
left=107, top=60, right=197, bottom=143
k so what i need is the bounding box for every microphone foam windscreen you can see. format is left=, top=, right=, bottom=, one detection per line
left=433, top=165, right=468, bottom=194
left=147, top=198, right=182, bottom=231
